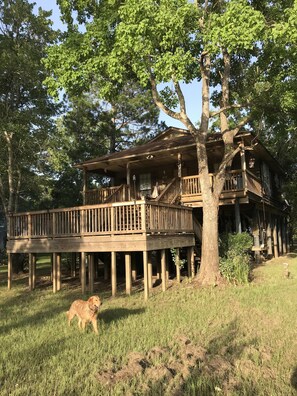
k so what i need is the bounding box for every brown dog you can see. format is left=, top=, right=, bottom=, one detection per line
left=66, top=295, right=102, bottom=334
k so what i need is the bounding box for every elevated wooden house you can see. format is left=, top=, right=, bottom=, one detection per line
left=7, top=127, right=289, bottom=298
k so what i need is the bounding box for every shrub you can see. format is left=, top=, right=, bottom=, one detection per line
left=219, top=232, right=253, bottom=284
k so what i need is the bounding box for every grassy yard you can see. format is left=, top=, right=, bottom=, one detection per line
left=0, top=253, right=296, bottom=395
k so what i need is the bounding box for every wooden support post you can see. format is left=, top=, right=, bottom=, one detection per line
left=125, top=253, right=132, bottom=295
left=285, top=218, right=290, bottom=253
left=156, top=251, right=161, bottom=280
left=166, top=250, right=169, bottom=281
left=161, top=249, right=166, bottom=292
left=71, top=253, right=76, bottom=278
left=266, top=213, right=273, bottom=257
left=277, top=217, right=283, bottom=255
left=89, top=253, right=94, bottom=293
left=52, top=253, right=57, bottom=293
left=104, top=253, right=109, bottom=281
left=81, top=252, right=86, bottom=294
left=7, top=253, right=12, bottom=290
left=235, top=199, right=242, bottom=233
left=187, top=247, right=191, bottom=278
left=175, top=248, right=181, bottom=283
left=82, top=167, right=87, bottom=205
left=148, top=252, right=153, bottom=290
left=143, top=251, right=149, bottom=301
left=32, top=253, right=36, bottom=290
left=273, top=219, right=279, bottom=258
left=282, top=219, right=287, bottom=255
left=29, top=253, right=33, bottom=291
left=127, top=162, right=131, bottom=200
left=111, top=251, right=117, bottom=297
left=187, top=247, right=195, bottom=278
left=57, top=253, right=61, bottom=292
left=132, top=254, right=137, bottom=282
left=240, top=144, right=247, bottom=190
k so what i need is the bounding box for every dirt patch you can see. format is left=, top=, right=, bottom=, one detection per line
left=95, top=335, right=232, bottom=393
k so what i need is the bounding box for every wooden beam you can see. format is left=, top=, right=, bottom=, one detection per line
left=143, top=251, right=149, bottom=301
left=8, top=253, right=12, bottom=290
left=111, top=251, right=117, bottom=297
left=125, top=253, right=132, bottom=295
left=161, top=249, right=166, bottom=292
left=81, top=252, right=86, bottom=294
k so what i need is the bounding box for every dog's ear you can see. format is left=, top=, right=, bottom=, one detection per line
left=88, top=296, right=95, bottom=306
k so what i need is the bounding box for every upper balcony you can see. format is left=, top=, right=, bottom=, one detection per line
left=83, top=169, right=270, bottom=208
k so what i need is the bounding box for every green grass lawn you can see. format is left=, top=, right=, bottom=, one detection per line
left=0, top=253, right=296, bottom=395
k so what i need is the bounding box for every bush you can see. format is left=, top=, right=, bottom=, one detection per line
left=219, top=232, right=253, bottom=284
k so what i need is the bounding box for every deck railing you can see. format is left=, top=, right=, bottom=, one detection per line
left=8, top=201, right=193, bottom=240
left=85, top=185, right=129, bottom=205
left=182, top=170, right=244, bottom=196
left=155, top=177, right=180, bottom=204
left=246, top=170, right=262, bottom=197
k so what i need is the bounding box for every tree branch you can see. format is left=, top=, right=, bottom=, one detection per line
left=210, top=103, right=245, bottom=118
left=149, top=70, right=181, bottom=121
left=172, top=75, right=186, bottom=115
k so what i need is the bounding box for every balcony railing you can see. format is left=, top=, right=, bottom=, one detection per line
left=85, top=184, right=129, bottom=205
left=182, top=170, right=245, bottom=196
left=8, top=201, right=193, bottom=240
left=83, top=170, right=263, bottom=208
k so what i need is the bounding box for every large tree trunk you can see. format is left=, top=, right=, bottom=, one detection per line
left=197, top=198, right=222, bottom=285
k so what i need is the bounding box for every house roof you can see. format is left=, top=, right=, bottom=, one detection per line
left=75, top=127, right=285, bottom=175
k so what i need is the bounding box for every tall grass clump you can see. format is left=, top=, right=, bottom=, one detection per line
left=219, top=232, right=253, bottom=284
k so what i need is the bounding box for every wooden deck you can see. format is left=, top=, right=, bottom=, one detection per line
left=7, top=201, right=194, bottom=254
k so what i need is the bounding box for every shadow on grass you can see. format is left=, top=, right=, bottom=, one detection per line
left=146, top=318, right=260, bottom=396
left=100, top=307, right=145, bottom=325
left=0, top=294, right=68, bottom=335
left=291, top=366, right=297, bottom=391
left=0, top=336, right=68, bottom=390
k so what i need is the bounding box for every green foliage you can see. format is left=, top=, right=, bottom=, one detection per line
left=205, top=0, right=266, bottom=53
left=170, top=248, right=186, bottom=269
left=0, top=0, right=58, bottom=215
left=219, top=232, right=253, bottom=284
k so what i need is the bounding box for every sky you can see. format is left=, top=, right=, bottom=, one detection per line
left=34, top=0, right=202, bottom=129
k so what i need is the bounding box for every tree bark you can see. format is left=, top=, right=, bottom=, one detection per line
left=198, top=198, right=222, bottom=285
